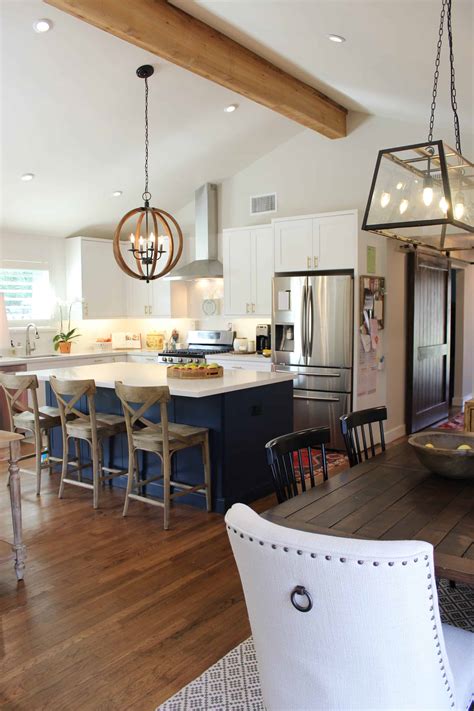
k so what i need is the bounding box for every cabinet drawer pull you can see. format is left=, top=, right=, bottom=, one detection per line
left=314, top=256, right=318, bottom=268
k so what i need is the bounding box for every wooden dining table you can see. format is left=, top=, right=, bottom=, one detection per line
left=262, top=441, right=474, bottom=585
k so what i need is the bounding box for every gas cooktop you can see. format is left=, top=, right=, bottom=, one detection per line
left=158, top=329, right=235, bottom=364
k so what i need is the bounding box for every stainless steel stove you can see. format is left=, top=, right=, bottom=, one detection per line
left=159, top=330, right=235, bottom=364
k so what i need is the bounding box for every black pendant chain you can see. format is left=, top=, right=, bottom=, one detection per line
left=427, top=0, right=462, bottom=153
left=143, top=76, right=151, bottom=206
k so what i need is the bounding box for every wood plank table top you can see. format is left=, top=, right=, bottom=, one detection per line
left=262, top=441, right=474, bottom=585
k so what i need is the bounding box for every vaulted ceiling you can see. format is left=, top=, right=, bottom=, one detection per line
left=1, top=0, right=472, bottom=239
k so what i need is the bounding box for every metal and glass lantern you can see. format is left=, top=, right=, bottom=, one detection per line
left=362, top=141, right=474, bottom=260
left=362, top=0, right=474, bottom=264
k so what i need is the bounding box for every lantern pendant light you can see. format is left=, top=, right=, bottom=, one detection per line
left=362, top=0, right=473, bottom=264
left=113, top=65, right=183, bottom=282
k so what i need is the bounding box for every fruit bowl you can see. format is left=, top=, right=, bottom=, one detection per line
left=408, top=431, right=474, bottom=479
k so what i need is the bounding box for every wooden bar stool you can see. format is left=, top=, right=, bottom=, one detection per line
left=0, top=372, right=76, bottom=495
left=0, top=430, right=26, bottom=580
left=50, top=376, right=126, bottom=509
left=115, top=381, right=211, bottom=530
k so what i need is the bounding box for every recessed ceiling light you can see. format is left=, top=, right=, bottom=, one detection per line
left=328, top=34, right=346, bottom=43
left=33, top=19, right=53, bottom=33
left=112, top=190, right=123, bottom=197
left=21, top=173, right=35, bottom=181
left=224, top=104, right=238, bottom=113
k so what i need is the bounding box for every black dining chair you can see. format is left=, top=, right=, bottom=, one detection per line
left=265, top=427, right=330, bottom=503
left=340, top=406, right=388, bottom=467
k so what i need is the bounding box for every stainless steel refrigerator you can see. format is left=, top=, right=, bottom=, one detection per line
left=272, top=273, right=353, bottom=450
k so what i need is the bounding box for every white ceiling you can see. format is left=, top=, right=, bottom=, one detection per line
left=1, top=0, right=473, bottom=239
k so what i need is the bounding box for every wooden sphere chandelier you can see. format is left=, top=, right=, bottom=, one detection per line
left=113, top=65, right=183, bottom=283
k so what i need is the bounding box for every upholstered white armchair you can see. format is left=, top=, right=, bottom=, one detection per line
left=226, top=503, right=473, bottom=711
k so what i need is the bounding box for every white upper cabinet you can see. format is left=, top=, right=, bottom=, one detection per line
left=125, top=274, right=186, bottom=318
left=316, top=212, right=357, bottom=270
left=66, top=237, right=125, bottom=319
left=273, top=211, right=357, bottom=273
left=223, top=225, right=273, bottom=316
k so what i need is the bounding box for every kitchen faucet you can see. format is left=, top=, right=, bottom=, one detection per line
left=25, top=323, right=39, bottom=356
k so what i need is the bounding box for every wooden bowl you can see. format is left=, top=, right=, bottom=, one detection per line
left=408, top=431, right=474, bottom=479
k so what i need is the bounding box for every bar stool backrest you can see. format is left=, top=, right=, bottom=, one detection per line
left=115, top=382, right=171, bottom=455
left=0, top=373, right=42, bottom=432
left=49, top=376, right=97, bottom=443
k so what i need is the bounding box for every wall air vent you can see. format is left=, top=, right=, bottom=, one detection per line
left=250, top=192, right=277, bottom=215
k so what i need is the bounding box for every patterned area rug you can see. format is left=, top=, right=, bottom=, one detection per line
left=158, top=580, right=473, bottom=710
left=437, top=412, right=465, bottom=431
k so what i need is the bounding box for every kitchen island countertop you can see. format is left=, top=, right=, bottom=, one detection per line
left=28, top=361, right=294, bottom=398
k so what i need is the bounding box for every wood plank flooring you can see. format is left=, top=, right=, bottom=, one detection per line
left=0, top=446, right=277, bottom=710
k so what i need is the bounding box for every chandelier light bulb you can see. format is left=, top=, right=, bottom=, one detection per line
left=129, top=233, right=135, bottom=243
left=396, top=182, right=404, bottom=190
left=422, top=186, right=433, bottom=207
left=399, top=198, right=409, bottom=215
left=454, top=193, right=465, bottom=220
left=439, top=196, right=449, bottom=214
left=149, top=232, right=155, bottom=244
left=380, top=192, right=391, bottom=208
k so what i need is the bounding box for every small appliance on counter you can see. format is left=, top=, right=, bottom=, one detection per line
left=233, top=337, right=248, bottom=353
left=158, top=330, right=235, bottom=364
left=256, top=324, right=271, bottom=353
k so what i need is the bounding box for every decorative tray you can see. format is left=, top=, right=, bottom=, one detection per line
left=167, top=365, right=224, bottom=379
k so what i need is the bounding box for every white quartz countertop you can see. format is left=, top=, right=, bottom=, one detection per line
left=27, top=362, right=294, bottom=398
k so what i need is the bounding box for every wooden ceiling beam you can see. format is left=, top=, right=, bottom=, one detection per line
left=44, top=0, right=347, bottom=139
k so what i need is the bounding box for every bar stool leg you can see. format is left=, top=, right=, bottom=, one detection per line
left=122, top=447, right=136, bottom=517
left=202, top=433, right=212, bottom=512
left=47, top=429, right=54, bottom=475
left=58, top=435, right=69, bottom=500
left=74, top=438, right=82, bottom=482
left=92, top=440, right=101, bottom=510
left=163, top=453, right=171, bottom=531
left=9, top=439, right=26, bottom=581
left=34, top=425, right=42, bottom=496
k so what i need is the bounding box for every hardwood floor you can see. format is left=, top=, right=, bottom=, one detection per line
left=0, top=445, right=275, bottom=710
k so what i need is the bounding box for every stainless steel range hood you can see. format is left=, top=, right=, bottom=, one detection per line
left=166, top=183, right=223, bottom=280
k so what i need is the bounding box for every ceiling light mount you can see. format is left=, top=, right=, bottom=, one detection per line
left=33, top=18, right=53, bottom=33
left=113, top=65, right=183, bottom=283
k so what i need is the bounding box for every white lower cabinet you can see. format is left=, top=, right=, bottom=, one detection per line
left=127, top=354, right=159, bottom=363
left=223, top=225, right=273, bottom=317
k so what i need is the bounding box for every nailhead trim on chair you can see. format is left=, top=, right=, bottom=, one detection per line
left=227, top=526, right=456, bottom=708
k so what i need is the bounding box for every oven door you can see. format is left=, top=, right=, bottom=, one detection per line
left=293, top=389, right=351, bottom=451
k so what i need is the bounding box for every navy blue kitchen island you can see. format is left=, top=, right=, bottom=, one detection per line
left=38, top=362, right=294, bottom=514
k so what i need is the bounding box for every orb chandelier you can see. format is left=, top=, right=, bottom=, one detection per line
left=362, top=0, right=473, bottom=264
left=113, top=65, right=183, bottom=282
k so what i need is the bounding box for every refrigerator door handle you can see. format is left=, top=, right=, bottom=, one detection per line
left=294, top=394, right=341, bottom=402
left=308, top=284, right=314, bottom=357
left=300, top=281, right=307, bottom=358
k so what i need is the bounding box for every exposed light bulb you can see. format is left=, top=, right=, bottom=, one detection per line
left=396, top=182, right=404, bottom=190
left=399, top=198, right=409, bottom=215
left=380, top=192, right=391, bottom=208
left=422, top=186, right=433, bottom=206
left=129, top=233, right=135, bottom=243
left=454, top=193, right=465, bottom=220
left=149, top=232, right=155, bottom=244
left=439, top=197, right=449, bottom=214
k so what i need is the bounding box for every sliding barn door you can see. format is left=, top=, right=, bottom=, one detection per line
left=406, top=251, right=451, bottom=433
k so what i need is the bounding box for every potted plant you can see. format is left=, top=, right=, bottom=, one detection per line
left=53, top=300, right=81, bottom=354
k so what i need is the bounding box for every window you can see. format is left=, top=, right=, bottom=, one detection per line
left=0, top=268, right=52, bottom=321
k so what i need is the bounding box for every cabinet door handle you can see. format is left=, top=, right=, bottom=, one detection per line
left=307, top=256, right=311, bottom=269
left=144, top=305, right=148, bottom=315
left=149, top=305, right=152, bottom=315
left=83, top=303, right=88, bottom=316
left=314, top=256, right=319, bottom=268
left=252, top=303, right=255, bottom=313
left=246, top=303, right=249, bottom=314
